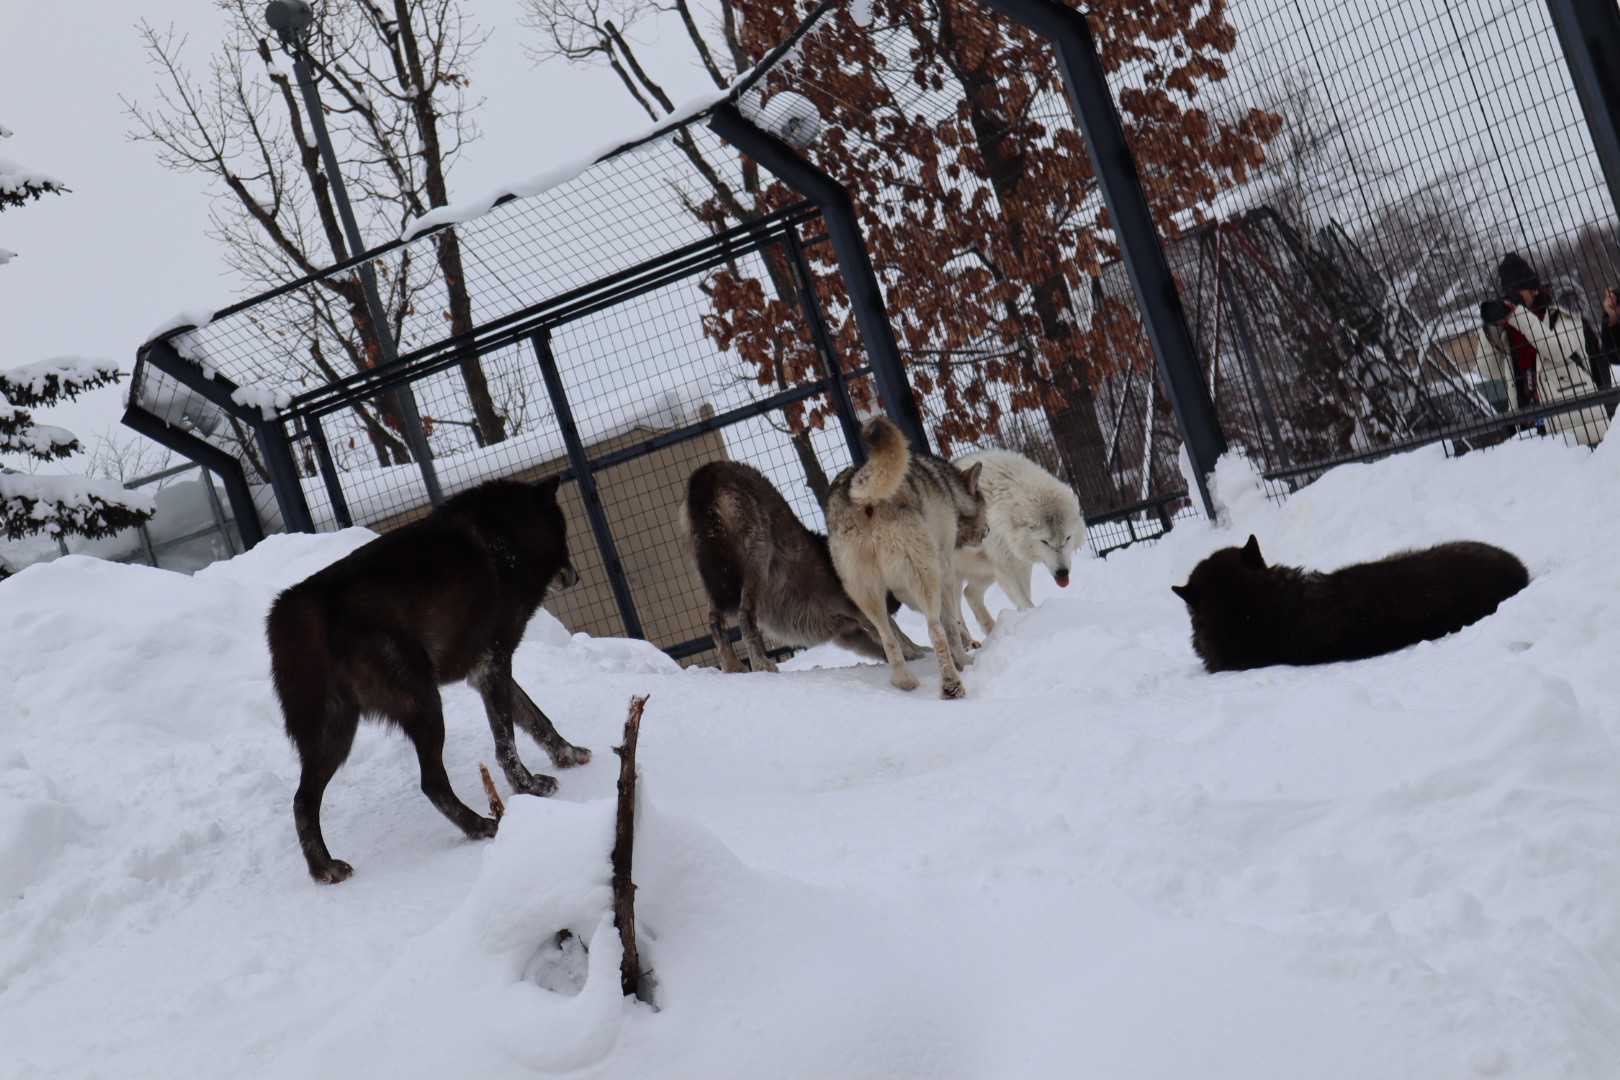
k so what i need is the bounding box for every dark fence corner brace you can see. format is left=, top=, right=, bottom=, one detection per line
left=1547, top=0, right=1620, bottom=230
left=975, top=0, right=1227, bottom=519
left=140, top=340, right=318, bottom=536
left=119, top=402, right=266, bottom=549
left=708, top=102, right=931, bottom=455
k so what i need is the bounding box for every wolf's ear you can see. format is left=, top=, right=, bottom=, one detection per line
left=1240, top=534, right=1265, bottom=570
left=960, top=461, right=983, bottom=495
left=1171, top=583, right=1200, bottom=608
left=533, top=475, right=562, bottom=500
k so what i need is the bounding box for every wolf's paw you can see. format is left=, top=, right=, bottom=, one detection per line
left=463, top=815, right=501, bottom=840
left=900, top=643, right=929, bottom=661
left=550, top=744, right=591, bottom=769
left=963, top=637, right=982, bottom=651
left=515, top=773, right=559, bottom=798
left=311, top=859, right=354, bottom=885
left=891, top=670, right=920, bottom=692
left=940, top=680, right=966, bottom=700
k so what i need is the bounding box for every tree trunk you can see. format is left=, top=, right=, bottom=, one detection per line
left=934, top=3, right=1118, bottom=513
left=394, top=0, right=506, bottom=446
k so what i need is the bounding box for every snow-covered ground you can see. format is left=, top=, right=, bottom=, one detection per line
left=2, top=435, right=1619, bottom=1079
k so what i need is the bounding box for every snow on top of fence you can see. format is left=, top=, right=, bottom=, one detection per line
left=400, top=90, right=731, bottom=243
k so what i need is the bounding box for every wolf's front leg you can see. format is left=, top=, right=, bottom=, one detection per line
left=964, top=577, right=996, bottom=638
left=511, top=682, right=591, bottom=770
left=998, top=559, right=1036, bottom=611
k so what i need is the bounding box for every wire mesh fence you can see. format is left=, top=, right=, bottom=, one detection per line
left=1110, top=0, right=1620, bottom=490
left=127, top=101, right=882, bottom=664
left=124, top=0, right=1620, bottom=661
left=739, top=0, right=1240, bottom=552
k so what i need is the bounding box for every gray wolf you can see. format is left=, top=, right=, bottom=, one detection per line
left=1171, top=535, right=1529, bottom=672
left=266, top=477, right=590, bottom=883
left=680, top=460, right=923, bottom=672
left=951, top=448, right=1084, bottom=636
left=827, top=417, right=988, bottom=698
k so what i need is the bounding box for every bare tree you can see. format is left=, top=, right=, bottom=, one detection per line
left=125, top=0, right=507, bottom=471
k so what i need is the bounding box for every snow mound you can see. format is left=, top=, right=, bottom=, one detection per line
left=0, top=435, right=1618, bottom=1078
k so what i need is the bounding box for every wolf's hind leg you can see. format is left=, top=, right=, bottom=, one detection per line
left=852, top=589, right=919, bottom=691
left=891, top=616, right=929, bottom=661
left=290, top=702, right=360, bottom=884
left=710, top=606, right=745, bottom=673
left=737, top=583, right=779, bottom=673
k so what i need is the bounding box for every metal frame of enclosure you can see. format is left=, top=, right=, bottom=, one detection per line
left=125, top=0, right=1620, bottom=663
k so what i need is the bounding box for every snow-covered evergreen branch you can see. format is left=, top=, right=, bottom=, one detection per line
left=0, top=472, right=156, bottom=541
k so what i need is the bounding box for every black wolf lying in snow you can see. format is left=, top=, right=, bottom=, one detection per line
left=1172, top=535, right=1529, bottom=673
left=681, top=459, right=923, bottom=672
left=267, top=477, right=590, bottom=884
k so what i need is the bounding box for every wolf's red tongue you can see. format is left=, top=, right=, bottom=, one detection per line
left=1055, top=573, right=1070, bottom=588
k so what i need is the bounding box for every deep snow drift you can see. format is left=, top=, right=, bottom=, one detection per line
left=2, top=435, right=1618, bottom=1079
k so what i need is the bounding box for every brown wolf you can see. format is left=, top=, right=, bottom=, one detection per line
left=266, top=477, right=590, bottom=884
left=680, top=460, right=923, bottom=672
left=1172, top=535, right=1530, bottom=672
left=827, top=417, right=988, bottom=698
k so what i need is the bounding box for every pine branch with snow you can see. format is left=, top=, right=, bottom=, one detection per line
left=0, top=357, right=156, bottom=540
left=0, top=471, right=155, bottom=541
left=0, top=357, right=122, bottom=408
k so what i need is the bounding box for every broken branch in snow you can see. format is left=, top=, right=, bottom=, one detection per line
left=613, top=694, right=648, bottom=1002
left=478, top=762, right=505, bottom=822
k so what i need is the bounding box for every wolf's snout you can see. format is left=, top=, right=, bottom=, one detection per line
left=1054, top=570, right=1070, bottom=588
left=553, top=564, right=579, bottom=590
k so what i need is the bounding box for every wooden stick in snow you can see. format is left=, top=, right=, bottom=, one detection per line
left=478, top=762, right=505, bottom=822
left=612, top=694, right=648, bottom=1001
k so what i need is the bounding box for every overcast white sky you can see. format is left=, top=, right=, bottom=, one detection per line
left=0, top=0, right=710, bottom=470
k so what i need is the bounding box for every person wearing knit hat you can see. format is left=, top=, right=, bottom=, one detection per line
left=1497, top=252, right=1542, bottom=301
left=1478, top=252, right=1612, bottom=446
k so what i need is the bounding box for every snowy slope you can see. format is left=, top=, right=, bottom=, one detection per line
left=2, top=436, right=1619, bottom=1079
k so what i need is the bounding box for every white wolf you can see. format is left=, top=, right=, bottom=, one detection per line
left=950, top=448, right=1084, bottom=636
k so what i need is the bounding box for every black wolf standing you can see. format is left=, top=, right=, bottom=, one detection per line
left=1172, top=535, right=1529, bottom=673
left=266, top=477, right=590, bottom=883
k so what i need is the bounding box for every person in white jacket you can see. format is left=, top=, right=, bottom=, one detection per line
left=1478, top=252, right=1611, bottom=446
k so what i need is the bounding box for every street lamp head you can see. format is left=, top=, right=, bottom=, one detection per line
left=265, top=0, right=313, bottom=42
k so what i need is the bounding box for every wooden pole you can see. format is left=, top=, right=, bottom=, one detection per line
left=612, top=694, right=649, bottom=1001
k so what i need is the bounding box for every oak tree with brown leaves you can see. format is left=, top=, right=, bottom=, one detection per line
left=529, top=0, right=1279, bottom=510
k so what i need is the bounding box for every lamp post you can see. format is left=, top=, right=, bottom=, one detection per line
left=264, top=0, right=444, bottom=506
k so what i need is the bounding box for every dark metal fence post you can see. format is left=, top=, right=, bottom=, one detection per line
left=305, top=413, right=354, bottom=529
left=710, top=103, right=931, bottom=454
left=974, top=0, right=1226, bottom=518
left=781, top=227, right=867, bottom=465
left=530, top=331, right=645, bottom=640
left=1548, top=0, right=1620, bottom=228
left=255, top=416, right=317, bottom=534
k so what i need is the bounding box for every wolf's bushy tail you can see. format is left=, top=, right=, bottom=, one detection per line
left=850, top=416, right=910, bottom=503
left=266, top=589, right=333, bottom=746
